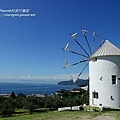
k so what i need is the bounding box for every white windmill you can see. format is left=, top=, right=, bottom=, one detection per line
left=89, top=40, right=120, bottom=109
left=63, top=28, right=120, bottom=109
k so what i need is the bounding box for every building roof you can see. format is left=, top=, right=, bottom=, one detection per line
left=89, top=40, right=120, bottom=59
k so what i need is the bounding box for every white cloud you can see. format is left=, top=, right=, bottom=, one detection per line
left=0, top=73, right=88, bottom=84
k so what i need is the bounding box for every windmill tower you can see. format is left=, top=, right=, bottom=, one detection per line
left=89, top=40, right=120, bottom=109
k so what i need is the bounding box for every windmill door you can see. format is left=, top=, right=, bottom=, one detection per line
left=92, top=92, right=99, bottom=105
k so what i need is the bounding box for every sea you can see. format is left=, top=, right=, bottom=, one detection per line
left=0, top=82, right=77, bottom=95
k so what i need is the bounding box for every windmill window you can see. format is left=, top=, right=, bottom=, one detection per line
left=112, top=75, right=117, bottom=84
left=93, top=92, right=98, bottom=99
left=99, top=104, right=102, bottom=106
left=110, top=96, right=114, bottom=100
left=100, top=77, right=103, bottom=81
left=92, top=57, right=97, bottom=62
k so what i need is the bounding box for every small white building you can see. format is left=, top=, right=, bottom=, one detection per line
left=89, top=40, right=120, bottom=109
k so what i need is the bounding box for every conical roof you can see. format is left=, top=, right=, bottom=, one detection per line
left=89, top=40, right=120, bottom=59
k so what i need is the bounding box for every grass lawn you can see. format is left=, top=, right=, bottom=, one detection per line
left=0, top=110, right=120, bottom=120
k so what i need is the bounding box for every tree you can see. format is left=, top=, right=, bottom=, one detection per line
left=80, top=90, right=89, bottom=105
left=14, top=96, right=26, bottom=108
left=23, top=96, right=39, bottom=114
left=17, top=93, right=26, bottom=98
left=10, top=91, right=16, bottom=99
left=44, top=96, right=54, bottom=110
left=1, top=98, right=15, bottom=117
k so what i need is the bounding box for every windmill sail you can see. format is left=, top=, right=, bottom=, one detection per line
left=63, top=59, right=70, bottom=68
left=64, top=43, right=69, bottom=51
left=63, top=28, right=98, bottom=84
left=93, top=31, right=99, bottom=37
left=70, top=75, right=77, bottom=83
left=92, top=31, right=99, bottom=53
left=82, top=29, right=88, bottom=34
left=71, top=33, right=77, bottom=39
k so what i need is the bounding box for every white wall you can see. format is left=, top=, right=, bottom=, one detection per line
left=89, top=56, right=120, bottom=108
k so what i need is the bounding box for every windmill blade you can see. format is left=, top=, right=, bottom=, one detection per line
left=84, top=34, right=92, bottom=55
left=92, top=37, right=95, bottom=54
left=63, top=59, right=70, bottom=68
left=71, top=59, right=88, bottom=66
left=69, top=50, right=88, bottom=58
left=74, top=39, right=90, bottom=57
left=69, top=33, right=90, bottom=57
left=78, top=63, right=88, bottom=78
left=81, top=28, right=92, bottom=55
left=62, top=47, right=88, bottom=58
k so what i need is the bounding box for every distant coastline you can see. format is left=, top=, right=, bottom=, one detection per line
left=58, top=78, right=88, bottom=87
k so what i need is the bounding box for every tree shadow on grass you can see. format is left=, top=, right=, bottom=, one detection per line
left=33, top=109, right=49, bottom=113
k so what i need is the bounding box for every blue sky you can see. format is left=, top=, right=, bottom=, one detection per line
left=0, top=0, right=120, bottom=83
